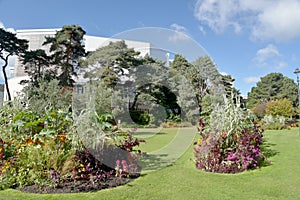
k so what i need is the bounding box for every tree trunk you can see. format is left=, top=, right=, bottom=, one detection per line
left=2, top=55, right=11, bottom=101
left=130, top=92, right=140, bottom=110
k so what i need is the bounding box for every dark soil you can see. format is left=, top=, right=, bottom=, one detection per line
left=17, top=176, right=137, bottom=194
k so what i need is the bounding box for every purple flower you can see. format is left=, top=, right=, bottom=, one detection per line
left=227, top=153, right=236, bottom=160
left=116, top=160, right=120, bottom=165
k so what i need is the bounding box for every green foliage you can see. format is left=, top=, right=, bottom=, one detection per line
left=82, top=40, right=141, bottom=87
left=129, top=110, right=150, bottom=126
left=1, top=139, right=75, bottom=189
left=22, top=79, right=72, bottom=115
left=190, top=56, right=221, bottom=113
left=43, top=24, right=86, bottom=87
left=261, top=115, right=286, bottom=130
left=221, top=74, right=241, bottom=99
left=170, top=54, right=224, bottom=117
left=0, top=104, right=77, bottom=189
left=266, top=99, right=294, bottom=118
left=247, top=73, right=298, bottom=109
left=93, top=81, right=114, bottom=115
left=209, top=94, right=253, bottom=138
left=20, top=49, right=55, bottom=87
left=0, top=28, right=28, bottom=100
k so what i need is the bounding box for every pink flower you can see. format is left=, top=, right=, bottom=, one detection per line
left=116, top=160, right=120, bottom=166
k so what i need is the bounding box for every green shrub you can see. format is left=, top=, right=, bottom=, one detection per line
left=1, top=139, right=75, bottom=188
left=261, top=115, right=286, bottom=130
left=266, top=99, right=294, bottom=118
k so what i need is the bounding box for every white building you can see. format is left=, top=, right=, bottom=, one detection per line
left=4, top=29, right=169, bottom=101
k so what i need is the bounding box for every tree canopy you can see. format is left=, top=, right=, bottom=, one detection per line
left=82, top=40, right=141, bottom=87
left=247, top=73, right=298, bottom=109
left=43, top=25, right=86, bottom=87
left=21, top=49, right=55, bottom=87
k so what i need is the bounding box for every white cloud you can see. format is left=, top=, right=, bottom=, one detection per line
left=194, top=0, right=243, bottom=34
left=170, top=23, right=187, bottom=32
left=255, top=44, right=280, bottom=64
left=276, top=62, right=287, bottom=69
left=252, top=1, right=300, bottom=42
left=194, top=0, right=300, bottom=42
left=253, top=44, right=288, bottom=69
left=169, top=23, right=190, bottom=42
left=244, top=76, right=260, bottom=84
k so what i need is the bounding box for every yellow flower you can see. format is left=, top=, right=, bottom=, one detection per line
left=27, top=139, right=34, bottom=145
left=197, top=138, right=202, bottom=144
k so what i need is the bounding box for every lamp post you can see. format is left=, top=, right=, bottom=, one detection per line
left=294, top=68, right=300, bottom=136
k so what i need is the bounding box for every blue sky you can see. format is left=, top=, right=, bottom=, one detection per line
left=1, top=0, right=300, bottom=96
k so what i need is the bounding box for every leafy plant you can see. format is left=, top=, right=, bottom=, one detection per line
left=0, top=132, right=75, bottom=189
left=0, top=103, right=78, bottom=189
left=194, top=119, right=267, bottom=173
left=194, top=94, right=268, bottom=173
left=261, top=115, right=286, bottom=130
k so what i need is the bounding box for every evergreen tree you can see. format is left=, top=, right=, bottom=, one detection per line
left=247, top=73, right=298, bottom=109
left=82, top=40, right=141, bottom=87
left=43, top=25, right=86, bottom=87
left=21, top=49, right=55, bottom=87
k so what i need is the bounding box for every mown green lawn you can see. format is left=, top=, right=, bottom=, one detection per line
left=1, top=128, right=300, bottom=200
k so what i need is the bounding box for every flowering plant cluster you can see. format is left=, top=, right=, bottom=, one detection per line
left=114, top=131, right=145, bottom=177
left=0, top=102, right=145, bottom=190
left=194, top=119, right=267, bottom=173
left=72, top=130, right=145, bottom=183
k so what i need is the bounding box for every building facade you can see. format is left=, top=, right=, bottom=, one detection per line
left=0, top=84, right=4, bottom=107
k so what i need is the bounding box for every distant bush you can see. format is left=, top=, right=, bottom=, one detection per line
left=266, top=99, right=294, bottom=118
left=261, top=115, right=286, bottom=130
left=252, top=102, right=267, bottom=119
left=160, top=121, right=193, bottom=128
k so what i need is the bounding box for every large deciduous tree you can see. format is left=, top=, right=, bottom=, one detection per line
left=43, top=25, right=86, bottom=87
left=0, top=28, right=28, bottom=101
left=247, top=73, right=298, bottom=109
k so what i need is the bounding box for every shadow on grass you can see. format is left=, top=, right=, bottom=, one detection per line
left=260, top=140, right=279, bottom=167
left=139, top=153, right=174, bottom=172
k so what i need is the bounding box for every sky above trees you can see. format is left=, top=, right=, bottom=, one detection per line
left=1, top=0, right=300, bottom=96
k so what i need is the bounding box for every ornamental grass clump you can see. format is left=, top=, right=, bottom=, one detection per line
left=194, top=95, right=267, bottom=173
